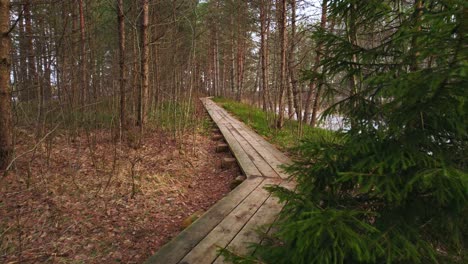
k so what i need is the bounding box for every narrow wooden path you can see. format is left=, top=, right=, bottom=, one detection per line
left=145, top=98, right=293, bottom=264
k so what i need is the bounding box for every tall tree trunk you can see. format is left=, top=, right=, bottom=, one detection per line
left=24, top=0, right=37, bottom=101
left=0, top=0, right=12, bottom=170
left=345, top=3, right=359, bottom=129
left=43, top=40, right=52, bottom=101
left=410, top=0, right=423, bottom=71
left=235, top=2, right=244, bottom=101
left=230, top=13, right=235, bottom=96
left=286, top=72, right=294, bottom=118
left=236, top=33, right=245, bottom=101
left=276, top=0, right=287, bottom=128
left=288, top=0, right=301, bottom=121
left=79, top=0, right=87, bottom=104
left=304, top=0, right=327, bottom=125
left=259, top=0, right=271, bottom=111
left=17, top=10, right=27, bottom=101
left=71, top=4, right=78, bottom=106
left=212, top=1, right=220, bottom=97
left=138, top=0, right=149, bottom=130
left=117, top=0, right=126, bottom=136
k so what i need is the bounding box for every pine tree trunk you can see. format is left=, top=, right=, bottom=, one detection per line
left=410, top=0, right=423, bottom=71
left=288, top=0, right=300, bottom=121
left=18, top=10, right=28, bottom=101
left=0, top=0, right=12, bottom=170
left=117, top=0, right=126, bottom=135
left=260, top=0, right=271, bottom=111
left=230, top=14, right=235, bottom=96
left=235, top=2, right=243, bottom=101
left=276, top=0, right=287, bottom=128
left=25, top=0, right=37, bottom=102
left=286, top=77, right=294, bottom=118
left=79, top=0, right=87, bottom=104
left=304, top=0, right=327, bottom=126
left=138, top=0, right=149, bottom=130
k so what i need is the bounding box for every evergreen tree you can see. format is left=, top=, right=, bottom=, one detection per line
left=226, top=1, right=467, bottom=263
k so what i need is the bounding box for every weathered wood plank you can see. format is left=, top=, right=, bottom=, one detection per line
left=179, top=178, right=280, bottom=264
left=217, top=123, right=262, bottom=177
left=205, top=107, right=262, bottom=177
left=215, top=105, right=291, bottom=165
left=213, top=179, right=297, bottom=263
left=225, top=123, right=280, bottom=178
left=229, top=122, right=290, bottom=179
left=213, top=107, right=288, bottom=179
left=144, top=177, right=264, bottom=264
left=213, top=195, right=282, bottom=264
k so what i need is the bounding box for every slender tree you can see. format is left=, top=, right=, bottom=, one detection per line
left=259, top=0, right=271, bottom=111
left=0, top=0, right=12, bottom=170
left=288, top=0, right=301, bottom=121
left=117, top=0, right=126, bottom=138
left=79, top=0, right=87, bottom=104
left=138, top=0, right=149, bottom=130
left=276, top=0, right=287, bottom=128
left=303, top=0, right=327, bottom=125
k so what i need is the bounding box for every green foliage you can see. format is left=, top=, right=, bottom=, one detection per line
left=229, top=1, right=467, bottom=263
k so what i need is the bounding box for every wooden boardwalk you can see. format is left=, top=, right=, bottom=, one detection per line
left=145, top=98, right=293, bottom=264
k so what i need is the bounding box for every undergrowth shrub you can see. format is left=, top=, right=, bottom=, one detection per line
left=222, top=1, right=467, bottom=263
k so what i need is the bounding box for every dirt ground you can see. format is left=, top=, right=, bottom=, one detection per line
left=0, top=116, right=240, bottom=263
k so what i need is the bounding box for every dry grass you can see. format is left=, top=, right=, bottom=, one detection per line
left=1, top=122, right=239, bottom=263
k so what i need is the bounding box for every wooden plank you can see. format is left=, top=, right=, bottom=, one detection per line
left=213, top=179, right=297, bottom=263
left=215, top=105, right=291, bottom=165
left=229, top=122, right=290, bottom=179
left=144, top=177, right=264, bottom=264
left=208, top=99, right=289, bottom=179
left=232, top=118, right=290, bottom=166
left=179, top=178, right=280, bottom=264
left=213, top=195, right=283, bottom=264
left=203, top=102, right=262, bottom=177
left=226, top=123, right=281, bottom=178
left=218, top=123, right=262, bottom=177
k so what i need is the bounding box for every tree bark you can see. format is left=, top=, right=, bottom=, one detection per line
left=117, top=0, right=126, bottom=135
left=24, top=0, right=38, bottom=102
left=276, top=0, right=287, bottom=128
left=235, top=1, right=245, bottom=101
left=0, top=0, right=12, bottom=169
left=410, top=0, right=423, bottom=71
left=304, top=0, right=327, bottom=126
left=288, top=0, right=300, bottom=121
left=79, top=0, right=87, bottom=104
left=138, top=0, right=149, bottom=130
left=259, top=0, right=271, bottom=111
left=17, top=7, right=27, bottom=101
left=230, top=14, right=235, bottom=96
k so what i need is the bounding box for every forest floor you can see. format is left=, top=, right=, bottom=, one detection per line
left=0, top=111, right=239, bottom=263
